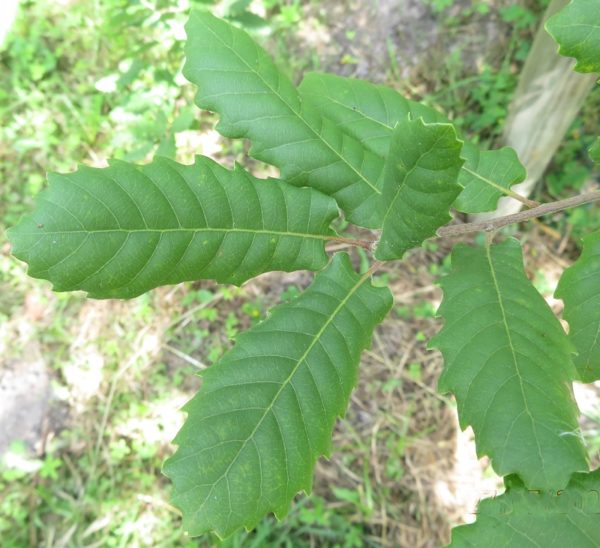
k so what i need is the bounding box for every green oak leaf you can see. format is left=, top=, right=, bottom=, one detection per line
left=454, top=142, right=527, bottom=213
left=163, top=253, right=393, bottom=538
left=8, top=156, right=339, bottom=298
left=556, top=230, right=600, bottom=382
left=430, top=239, right=588, bottom=489
left=298, top=72, right=526, bottom=213
left=298, top=71, right=448, bottom=158
left=183, top=11, right=386, bottom=228
left=590, top=137, right=600, bottom=163
left=450, top=470, right=600, bottom=547
left=374, top=117, right=463, bottom=260
left=546, top=0, right=600, bottom=73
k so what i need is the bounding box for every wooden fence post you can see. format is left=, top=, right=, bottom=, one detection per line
left=476, top=0, right=597, bottom=219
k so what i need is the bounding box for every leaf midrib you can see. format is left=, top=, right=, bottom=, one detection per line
left=17, top=227, right=333, bottom=241
left=303, top=86, right=521, bottom=203
left=302, top=89, right=397, bottom=136
left=380, top=129, right=447, bottom=229
left=557, top=23, right=600, bottom=31
left=192, top=267, right=373, bottom=517
left=194, top=14, right=381, bottom=195
left=462, top=166, right=512, bottom=195
left=485, top=244, right=545, bottom=477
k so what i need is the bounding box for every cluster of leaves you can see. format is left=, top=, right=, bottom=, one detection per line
left=7, top=0, right=600, bottom=544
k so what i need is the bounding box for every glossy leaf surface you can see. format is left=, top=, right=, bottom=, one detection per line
left=546, top=0, right=600, bottom=73
left=556, top=230, right=600, bottom=382
left=8, top=156, right=339, bottom=298
left=450, top=471, right=600, bottom=547
left=375, top=117, right=463, bottom=260
left=298, top=72, right=526, bottom=213
left=454, top=142, right=527, bottom=213
left=298, top=72, right=448, bottom=158
left=431, top=239, right=587, bottom=489
left=163, top=254, right=393, bottom=537
left=184, top=12, right=386, bottom=228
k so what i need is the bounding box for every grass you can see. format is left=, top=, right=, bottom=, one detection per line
left=2, top=0, right=599, bottom=546
left=1, top=0, right=206, bottom=544
left=0, top=0, right=188, bottom=227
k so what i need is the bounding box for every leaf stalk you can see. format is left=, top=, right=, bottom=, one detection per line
left=327, top=236, right=375, bottom=251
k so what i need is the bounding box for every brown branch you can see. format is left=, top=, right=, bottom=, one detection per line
left=437, top=191, right=600, bottom=238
